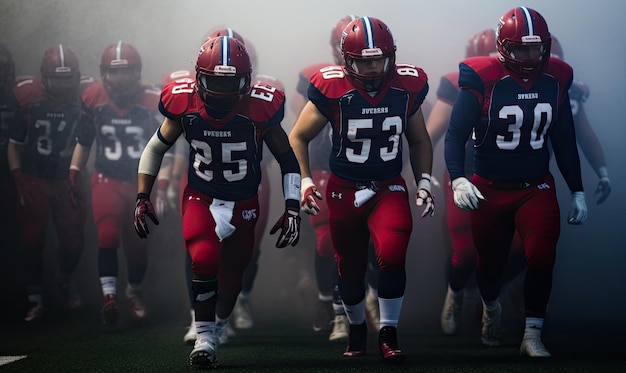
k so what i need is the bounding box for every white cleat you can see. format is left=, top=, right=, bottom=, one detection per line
left=184, top=321, right=197, bottom=345
left=329, top=314, right=349, bottom=342
left=440, top=287, right=463, bottom=335
left=189, top=339, right=218, bottom=369
left=520, top=337, right=552, bottom=357
left=216, top=320, right=234, bottom=346
left=480, top=302, right=501, bottom=347
left=233, top=296, right=253, bottom=329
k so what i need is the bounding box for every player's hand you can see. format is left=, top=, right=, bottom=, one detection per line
left=416, top=177, right=435, bottom=217
left=154, top=179, right=169, bottom=219
left=12, top=169, right=34, bottom=206
left=568, top=191, right=587, bottom=225
left=68, top=168, right=84, bottom=208
left=451, top=177, right=484, bottom=210
left=595, top=174, right=611, bottom=205
left=270, top=204, right=301, bottom=248
left=134, top=193, right=159, bottom=238
left=300, top=177, right=322, bottom=215
left=416, top=189, right=435, bottom=217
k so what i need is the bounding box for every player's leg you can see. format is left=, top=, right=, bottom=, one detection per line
left=91, top=174, right=125, bottom=326
left=17, top=176, right=50, bottom=322
left=51, top=179, right=86, bottom=311
left=516, top=174, right=560, bottom=357
left=368, top=178, right=412, bottom=365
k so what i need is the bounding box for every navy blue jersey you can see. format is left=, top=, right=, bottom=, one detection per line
left=446, top=56, right=583, bottom=192
left=11, top=78, right=80, bottom=180
left=308, top=64, right=428, bottom=182
left=159, top=80, right=285, bottom=201
left=76, top=82, right=162, bottom=181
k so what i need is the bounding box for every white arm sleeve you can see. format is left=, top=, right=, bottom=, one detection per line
left=138, top=131, right=172, bottom=176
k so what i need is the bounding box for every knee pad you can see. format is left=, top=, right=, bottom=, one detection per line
left=191, top=275, right=217, bottom=303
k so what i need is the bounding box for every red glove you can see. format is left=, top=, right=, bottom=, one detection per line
left=134, top=193, right=159, bottom=238
left=12, top=169, right=34, bottom=206
left=68, top=168, right=84, bottom=208
left=300, top=177, right=322, bottom=215
left=154, top=178, right=169, bottom=219
left=270, top=203, right=301, bottom=248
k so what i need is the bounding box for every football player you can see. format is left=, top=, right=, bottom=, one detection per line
left=444, top=7, right=587, bottom=357
left=69, top=41, right=171, bottom=327
left=134, top=36, right=301, bottom=369
left=289, top=17, right=434, bottom=365
left=8, top=45, right=86, bottom=321
left=292, top=15, right=382, bottom=343
left=428, top=28, right=527, bottom=336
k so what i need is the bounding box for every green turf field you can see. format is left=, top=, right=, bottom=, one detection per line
left=1, top=310, right=624, bottom=373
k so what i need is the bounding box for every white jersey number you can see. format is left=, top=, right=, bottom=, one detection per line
left=345, top=116, right=402, bottom=163
left=191, top=140, right=248, bottom=182
left=497, top=103, right=552, bottom=150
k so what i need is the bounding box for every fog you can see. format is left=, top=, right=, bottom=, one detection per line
left=2, top=0, right=625, bottom=334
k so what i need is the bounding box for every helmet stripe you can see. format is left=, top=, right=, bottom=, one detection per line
left=361, top=17, right=374, bottom=49
left=220, top=36, right=229, bottom=65
left=519, top=6, right=534, bottom=35
left=115, top=41, right=123, bottom=60
left=225, top=28, right=235, bottom=38
left=57, top=44, right=65, bottom=67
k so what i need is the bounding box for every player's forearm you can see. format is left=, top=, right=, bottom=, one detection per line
left=138, top=173, right=156, bottom=195
left=70, top=143, right=91, bottom=171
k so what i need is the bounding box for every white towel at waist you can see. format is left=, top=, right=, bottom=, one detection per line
left=354, top=188, right=377, bottom=208
left=209, top=199, right=236, bottom=241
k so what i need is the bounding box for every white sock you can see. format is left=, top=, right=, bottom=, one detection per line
left=333, top=302, right=345, bottom=316
left=343, top=299, right=365, bottom=325
left=525, top=317, right=544, bottom=330
left=379, top=296, right=403, bottom=329
left=319, top=293, right=333, bottom=302
left=100, top=276, right=117, bottom=296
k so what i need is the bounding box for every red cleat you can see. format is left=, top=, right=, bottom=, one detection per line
left=378, top=326, right=406, bottom=365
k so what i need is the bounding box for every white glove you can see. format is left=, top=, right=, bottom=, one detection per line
left=568, top=191, right=587, bottom=225
left=451, top=177, right=484, bottom=210
left=416, top=177, right=435, bottom=217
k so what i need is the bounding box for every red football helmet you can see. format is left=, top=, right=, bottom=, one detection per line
left=0, top=42, right=15, bottom=93
left=195, top=36, right=252, bottom=110
left=341, top=16, right=396, bottom=92
left=496, top=6, right=551, bottom=80
left=465, top=29, right=497, bottom=58
left=40, top=44, right=80, bottom=101
left=330, top=15, right=358, bottom=65
left=100, top=41, right=142, bottom=102
left=550, top=35, right=563, bottom=60
left=206, top=28, right=246, bottom=45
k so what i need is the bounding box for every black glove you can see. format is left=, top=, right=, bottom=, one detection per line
left=269, top=204, right=301, bottom=248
